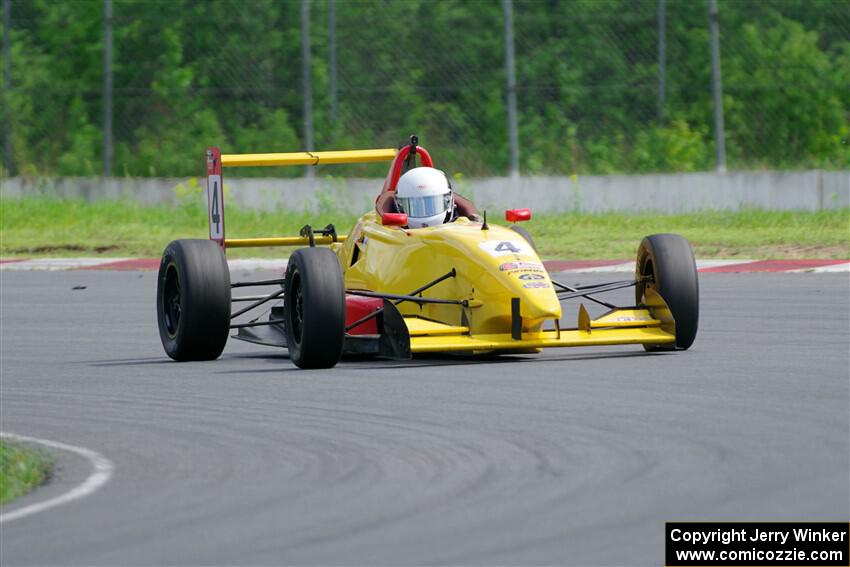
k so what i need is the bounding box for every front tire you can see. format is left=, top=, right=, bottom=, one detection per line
left=283, top=248, right=346, bottom=369
left=157, top=239, right=231, bottom=361
left=635, top=234, right=699, bottom=351
left=509, top=225, right=538, bottom=253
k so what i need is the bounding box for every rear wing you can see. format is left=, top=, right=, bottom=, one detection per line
left=205, top=147, right=398, bottom=250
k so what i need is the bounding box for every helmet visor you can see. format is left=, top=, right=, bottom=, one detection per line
left=396, top=192, right=452, bottom=218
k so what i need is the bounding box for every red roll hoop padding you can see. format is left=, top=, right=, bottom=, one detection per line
left=376, top=144, right=434, bottom=223
left=381, top=144, right=434, bottom=193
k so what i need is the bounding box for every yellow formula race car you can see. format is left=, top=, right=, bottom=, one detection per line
left=156, top=137, right=699, bottom=369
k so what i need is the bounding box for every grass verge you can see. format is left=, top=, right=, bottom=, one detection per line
left=0, top=439, right=52, bottom=505
left=1, top=198, right=847, bottom=260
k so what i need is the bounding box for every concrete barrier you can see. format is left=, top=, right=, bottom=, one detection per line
left=1, top=170, right=847, bottom=213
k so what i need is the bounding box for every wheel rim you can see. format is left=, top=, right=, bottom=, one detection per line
left=638, top=258, right=655, bottom=304
left=289, top=271, right=304, bottom=345
left=162, top=264, right=181, bottom=337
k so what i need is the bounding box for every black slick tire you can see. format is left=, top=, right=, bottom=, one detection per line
left=509, top=225, right=538, bottom=253
left=283, top=247, right=346, bottom=369
left=157, top=239, right=231, bottom=361
left=635, top=233, right=699, bottom=351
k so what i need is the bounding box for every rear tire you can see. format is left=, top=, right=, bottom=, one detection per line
left=157, top=239, right=231, bottom=361
left=635, top=234, right=699, bottom=351
left=283, top=248, right=346, bottom=369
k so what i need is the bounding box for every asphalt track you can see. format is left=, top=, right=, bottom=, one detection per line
left=1, top=269, right=847, bottom=565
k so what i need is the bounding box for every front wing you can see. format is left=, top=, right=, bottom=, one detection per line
left=403, top=307, right=675, bottom=354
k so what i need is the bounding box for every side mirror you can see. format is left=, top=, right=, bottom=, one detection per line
left=381, top=213, right=408, bottom=227
left=505, top=208, right=531, bottom=222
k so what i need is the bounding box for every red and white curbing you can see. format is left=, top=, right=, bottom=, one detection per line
left=1, top=257, right=847, bottom=273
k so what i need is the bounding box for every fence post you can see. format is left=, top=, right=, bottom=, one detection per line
left=103, top=0, right=113, bottom=177
left=502, top=0, right=519, bottom=178
left=328, top=0, right=337, bottom=124
left=3, top=0, right=11, bottom=175
left=657, top=0, right=666, bottom=123
left=301, top=0, right=313, bottom=178
left=709, top=0, right=726, bottom=173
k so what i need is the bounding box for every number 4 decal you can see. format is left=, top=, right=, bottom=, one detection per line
left=211, top=182, right=221, bottom=232
left=208, top=174, right=224, bottom=242
left=479, top=239, right=528, bottom=256
left=495, top=241, right=520, bottom=253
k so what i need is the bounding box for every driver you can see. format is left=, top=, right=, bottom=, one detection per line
left=395, top=167, right=454, bottom=229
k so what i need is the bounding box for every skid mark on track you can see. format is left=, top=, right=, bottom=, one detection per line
left=0, top=432, right=113, bottom=524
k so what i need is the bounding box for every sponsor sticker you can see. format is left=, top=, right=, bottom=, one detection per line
left=499, top=261, right=544, bottom=272
left=522, top=282, right=551, bottom=289
left=480, top=240, right=529, bottom=257
left=518, top=273, right=546, bottom=280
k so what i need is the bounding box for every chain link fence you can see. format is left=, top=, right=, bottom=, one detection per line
left=1, top=0, right=848, bottom=179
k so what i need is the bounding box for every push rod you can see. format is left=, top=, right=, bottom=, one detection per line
left=556, top=280, right=637, bottom=296
left=346, top=290, right=466, bottom=306
left=405, top=268, right=457, bottom=297
left=230, top=289, right=284, bottom=320
left=570, top=279, right=637, bottom=290
left=554, top=279, right=641, bottom=303
left=231, top=278, right=286, bottom=288
left=551, top=280, right=616, bottom=309
left=344, top=269, right=457, bottom=332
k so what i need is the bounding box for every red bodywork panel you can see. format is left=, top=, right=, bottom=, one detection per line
left=381, top=213, right=408, bottom=226
left=345, top=295, right=382, bottom=335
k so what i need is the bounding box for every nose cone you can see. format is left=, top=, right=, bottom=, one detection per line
left=499, top=260, right=562, bottom=322
left=445, top=223, right=562, bottom=327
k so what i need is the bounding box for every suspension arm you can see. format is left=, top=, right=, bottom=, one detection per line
left=344, top=269, right=458, bottom=332
left=230, top=289, right=284, bottom=320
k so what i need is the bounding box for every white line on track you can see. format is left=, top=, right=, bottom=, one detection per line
left=793, top=262, right=850, bottom=273
left=0, top=432, right=114, bottom=524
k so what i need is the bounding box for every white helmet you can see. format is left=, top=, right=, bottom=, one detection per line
left=395, top=167, right=454, bottom=229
